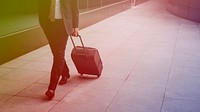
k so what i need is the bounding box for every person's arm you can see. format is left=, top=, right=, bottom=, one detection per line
left=72, top=0, right=79, bottom=36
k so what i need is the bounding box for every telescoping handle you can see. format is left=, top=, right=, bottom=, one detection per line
left=70, top=35, right=88, bottom=55
left=70, top=35, right=85, bottom=48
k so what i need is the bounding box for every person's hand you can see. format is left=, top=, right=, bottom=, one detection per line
left=72, top=28, right=79, bottom=37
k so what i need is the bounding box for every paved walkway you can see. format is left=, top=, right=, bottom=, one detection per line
left=1, top=0, right=200, bottom=112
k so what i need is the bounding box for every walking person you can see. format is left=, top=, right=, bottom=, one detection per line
left=37, top=0, right=79, bottom=99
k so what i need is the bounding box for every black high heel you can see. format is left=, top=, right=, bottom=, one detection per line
left=45, top=90, right=55, bottom=99
left=59, top=75, right=70, bottom=85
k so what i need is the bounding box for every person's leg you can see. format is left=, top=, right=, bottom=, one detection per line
left=45, top=35, right=68, bottom=99
left=43, top=20, right=69, bottom=99
left=59, top=60, right=70, bottom=85
left=61, top=60, right=70, bottom=77
left=47, top=36, right=68, bottom=91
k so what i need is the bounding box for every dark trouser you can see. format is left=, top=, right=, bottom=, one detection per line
left=43, top=19, right=70, bottom=91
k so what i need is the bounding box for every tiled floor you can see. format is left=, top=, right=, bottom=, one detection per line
left=1, top=0, right=200, bottom=112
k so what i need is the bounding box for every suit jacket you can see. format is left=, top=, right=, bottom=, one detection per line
left=37, top=0, right=79, bottom=35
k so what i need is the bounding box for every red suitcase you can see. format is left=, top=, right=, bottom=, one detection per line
left=70, top=35, right=103, bottom=77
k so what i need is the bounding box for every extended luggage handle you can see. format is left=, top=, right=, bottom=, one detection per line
left=70, top=35, right=88, bottom=54
left=70, top=35, right=85, bottom=48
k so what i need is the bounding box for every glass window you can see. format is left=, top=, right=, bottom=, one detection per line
left=0, top=0, right=38, bottom=37
left=0, top=0, right=129, bottom=36
left=78, top=0, right=127, bottom=12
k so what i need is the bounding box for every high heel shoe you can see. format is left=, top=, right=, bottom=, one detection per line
left=59, top=75, right=70, bottom=85
left=45, top=90, right=55, bottom=99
